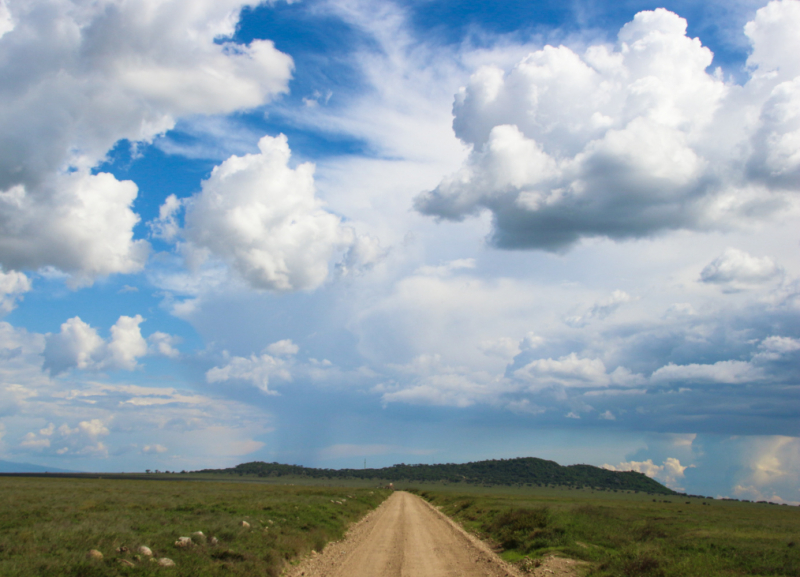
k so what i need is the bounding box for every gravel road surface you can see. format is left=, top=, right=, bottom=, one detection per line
left=284, top=491, right=524, bottom=577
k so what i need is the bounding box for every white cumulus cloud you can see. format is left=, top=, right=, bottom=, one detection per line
left=0, top=174, right=149, bottom=287
left=106, top=315, right=148, bottom=371
left=0, top=0, right=293, bottom=283
left=21, top=418, right=111, bottom=457
left=700, top=248, right=783, bottom=291
left=43, top=315, right=176, bottom=374
left=515, top=353, right=611, bottom=389
left=604, top=456, right=692, bottom=490
left=755, top=335, right=800, bottom=360
left=415, top=2, right=800, bottom=251
left=147, top=332, right=181, bottom=358
left=0, top=268, right=30, bottom=313
left=183, top=135, right=360, bottom=292
left=650, top=359, right=763, bottom=384
left=42, top=317, right=105, bottom=374
left=205, top=339, right=299, bottom=393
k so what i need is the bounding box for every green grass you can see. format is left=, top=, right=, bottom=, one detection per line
left=0, top=476, right=389, bottom=577
left=409, top=485, right=800, bottom=577
left=3, top=475, right=798, bottom=577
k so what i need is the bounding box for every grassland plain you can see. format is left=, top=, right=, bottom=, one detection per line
left=409, top=485, right=800, bottom=577
left=0, top=476, right=390, bottom=577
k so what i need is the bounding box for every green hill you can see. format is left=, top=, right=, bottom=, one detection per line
left=198, top=457, right=675, bottom=495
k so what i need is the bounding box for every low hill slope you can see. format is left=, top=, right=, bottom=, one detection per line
left=198, top=457, right=675, bottom=495
left=0, top=460, right=75, bottom=473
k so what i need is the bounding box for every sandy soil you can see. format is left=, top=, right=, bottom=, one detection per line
left=283, top=491, right=580, bottom=577
left=521, top=555, right=589, bottom=576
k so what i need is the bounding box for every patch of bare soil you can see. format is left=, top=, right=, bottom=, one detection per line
left=519, top=555, right=589, bottom=576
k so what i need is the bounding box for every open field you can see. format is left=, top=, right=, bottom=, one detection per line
left=0, top=476, right=389, bottom=577
left=409, top=485, right=800, bottom=576
left=2, top=473, right=798, bottom=577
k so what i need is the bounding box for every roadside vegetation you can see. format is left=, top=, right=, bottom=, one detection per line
left=411, top=486, right=800, bottom=577
left=0, top=476, right=389, bottom=577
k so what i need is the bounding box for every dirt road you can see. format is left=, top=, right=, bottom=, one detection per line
left=284, top=491, right=523, bottom=577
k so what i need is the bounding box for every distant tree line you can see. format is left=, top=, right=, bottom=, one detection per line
left=197, top=457, right=675, bottom=495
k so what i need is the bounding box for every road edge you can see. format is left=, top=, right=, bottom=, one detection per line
left=281, top=491, right=395, bottom=577
left=414, top=494, right=525, bottom=577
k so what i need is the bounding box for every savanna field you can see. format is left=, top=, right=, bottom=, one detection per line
left=410, top=485, right=800, bottom=577
left=1, top=475, right=798, bottom=577
left=0, top=476, right=389, bottom=577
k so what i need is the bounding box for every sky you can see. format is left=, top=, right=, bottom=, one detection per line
left=0, top=0, right=798, bottom=503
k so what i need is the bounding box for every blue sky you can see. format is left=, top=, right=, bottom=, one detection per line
left=0, top=0, right=798, bottom=502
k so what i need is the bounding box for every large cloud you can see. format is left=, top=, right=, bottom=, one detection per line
left=0, top=0, right=293, bottom=283
left=415, top=2, right=800, bottom=251
left=514, top=353, right=644, bottom=391
left=0, top=173, right=148, bottom=287
left=180, top=134, right=373, bottom=292
left=355, top=243, right=799, bottom=422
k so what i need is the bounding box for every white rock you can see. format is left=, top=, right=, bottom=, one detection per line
left=174, top=537, right=192, bottom=548
left=240, top=520, right=250, bottom=528
left=87, top=549, right=103, bottom=560
left=138, top=546, right=153, bottom=557
left=158, top=557, right=176, bottom=567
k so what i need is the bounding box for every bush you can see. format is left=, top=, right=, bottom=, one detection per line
left=484, top=508, right=566, bottom=553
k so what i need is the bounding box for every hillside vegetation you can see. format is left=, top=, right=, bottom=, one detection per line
left=199, top=457, right=675, bottom=495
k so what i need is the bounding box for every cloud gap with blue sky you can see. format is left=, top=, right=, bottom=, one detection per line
left=0, top=0, right=798, bottom=503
